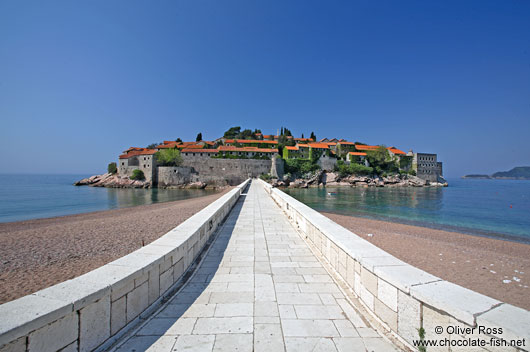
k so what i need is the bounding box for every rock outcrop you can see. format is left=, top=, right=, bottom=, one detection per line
left=74, top=173, right=150, bottom=188
left=274, top=171, right=448, bottom=188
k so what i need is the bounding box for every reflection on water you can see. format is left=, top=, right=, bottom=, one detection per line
left=284, top=178, right=530, bottom=242
left=0, top=174, right=218, bottom=223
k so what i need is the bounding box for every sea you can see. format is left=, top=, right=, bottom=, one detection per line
left=1, top=175, right=529, bottom=244
left=0, top=174, right=218, bottom=223
left=284, top=178, right=530, bottom=244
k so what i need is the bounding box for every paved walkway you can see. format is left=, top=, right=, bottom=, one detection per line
left=112, top=181, right=399, bottom=352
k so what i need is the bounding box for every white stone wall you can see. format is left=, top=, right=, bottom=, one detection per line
left=258, top=179, right=530, bottom=352
left=0, top=179, right=250, bottom=352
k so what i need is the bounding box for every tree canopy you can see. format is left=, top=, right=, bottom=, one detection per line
left=196, top=132, right=202, bottom=141
left=155, top=148, right=183, bottom=166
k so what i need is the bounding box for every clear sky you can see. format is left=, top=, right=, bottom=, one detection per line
left=1, top=1, right=529, bottom=177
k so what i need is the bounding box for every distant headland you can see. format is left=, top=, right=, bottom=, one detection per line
left=462, top=166, right=530, bottom=180
left=75, top=126, right=447, bottom=189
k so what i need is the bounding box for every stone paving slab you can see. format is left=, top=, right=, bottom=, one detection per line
left=112, top=181, right=400, bottom=352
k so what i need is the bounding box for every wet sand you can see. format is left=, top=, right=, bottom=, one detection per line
left=0, top=189, right=230, bottom=304
left=323, top=212, right=530, bottom=310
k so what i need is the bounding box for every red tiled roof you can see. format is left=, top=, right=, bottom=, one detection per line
left=355, top=145, right=380, bottom=151
left=387, top=147, right=406, bottom=155
left=123, top=147, right=144, bottom=153
left=163, top=141, right=178, bottom=145
left=349, top=152, right=367, bottom=156
left=285, top=146, right=299, bottom=151
left=181, top=148, right=218, bottom=153
left=119, top=149, right=157, bottom=159
left=156, top=144, right=177, bottom=149
left=294, top=138, right=313, bottom=142
left=338, top=141, right=355, bottom=145
left=308, top=143, right=330, bottom=149
left=298, top=144, right=310, bottom=148
left=326, top=142, right=337, bottom=146
left=182, top=144, right=204, bottom=149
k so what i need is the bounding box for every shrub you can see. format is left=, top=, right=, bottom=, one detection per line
left=131, top=169, right=145, bottom=180
left=259, top=173, right=272, bottom=181
left=284, top=159, right=320, bottom=175
left=107, top=162, right=117, bottom=174
left=155, top=148, right=183, bottom=166
left=335, top=160, right=373, bottom=177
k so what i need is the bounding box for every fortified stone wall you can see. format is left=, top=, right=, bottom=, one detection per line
left=180, top=158, right=272, bottom=186
left=157, top=167, right=193, bottom=187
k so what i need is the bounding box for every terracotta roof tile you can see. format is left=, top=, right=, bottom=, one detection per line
left=308, top=143, right=330, bottom=149
left=349, top=152, right=367, bottom=156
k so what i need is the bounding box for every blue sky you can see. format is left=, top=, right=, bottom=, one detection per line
left=1, top=1, right=529, bottom=177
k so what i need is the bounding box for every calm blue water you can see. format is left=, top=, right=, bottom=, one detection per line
left=0, top=174, right=218, bottom=223
left=284, top=178, right=530, bottom=244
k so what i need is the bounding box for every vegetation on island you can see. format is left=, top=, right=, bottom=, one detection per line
left=464, top=166, right=530, bottom=180
left=130, top=169, right=145, bottom=180
left=107, top=162, right=117, bottom=174
left=492, top=166, right=530, bottom=179
left=196, top=132, right=202, bottom=142
left=155, top=148, right=183, bottom=166
left=223, top=126, right=262, bottom=140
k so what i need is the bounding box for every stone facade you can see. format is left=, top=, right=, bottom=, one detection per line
left=118, top=154, right=156, bottom=182
left=413, top=153, right=443, bottom=182
left=119, top=154, right=282, bottom=187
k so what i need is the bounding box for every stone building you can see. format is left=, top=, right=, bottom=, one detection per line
left=118, top=148, right=157, bottom=182
left=413, top=152, right=444, bottom=182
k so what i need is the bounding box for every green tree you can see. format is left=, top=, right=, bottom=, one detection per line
left=131, top=169, right=145, bottom=180
left=223, top=126, right=241, bottom=138
left=107, top=162, right=117, bottom=174
left=366, top=146, right=399, bottom=175
left=146, top=143, right=160, bottom=149
left=310, top=131, right=316, bottom=141
left=155, top=148, right=183, bottom=166
left=175, top=138, right=183, bottom=143
left=301, top=133, right=304, bottom=138
left=196, top=132, right=202, bottom=142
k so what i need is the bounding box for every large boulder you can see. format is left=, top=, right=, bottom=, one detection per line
left=321, top=172, right=338, bottom=184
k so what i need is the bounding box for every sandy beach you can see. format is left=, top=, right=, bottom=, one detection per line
left=1, top=190, right=529, bottom=311
left=323, top=212, right=530, bottom=310
left=0, top=189, right=230, bottom=305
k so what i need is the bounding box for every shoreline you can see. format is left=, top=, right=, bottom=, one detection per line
left=0, top=188, right=231, bottom=305
left=320, top=210, right=530, bottom=245
left=322, top=211, right=530, bottom=310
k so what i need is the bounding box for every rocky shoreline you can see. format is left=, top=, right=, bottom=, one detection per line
left=73, top=173, right=208, bottom=189
left=270, top=171, right=448, bottom=188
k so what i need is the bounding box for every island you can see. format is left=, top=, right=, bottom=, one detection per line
left=76, top=126, right=447, bottom=189
left=463, top=166, right=530, bottom=180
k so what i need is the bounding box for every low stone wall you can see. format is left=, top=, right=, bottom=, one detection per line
left=258, top=179, right=529, bottom=351
left=0, top=179, right=250, bottom=352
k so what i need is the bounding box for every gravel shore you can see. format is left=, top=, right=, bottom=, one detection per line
left=323, top=212, right=530, bottom=310
left=0, top=189, right=230, bottom=304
